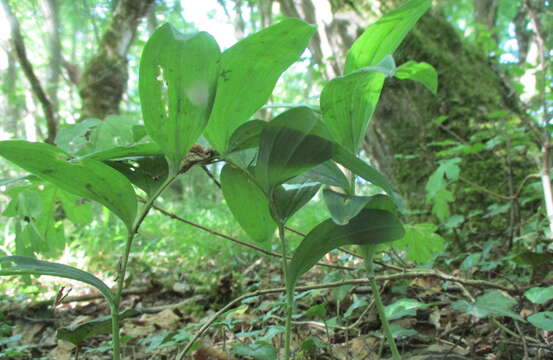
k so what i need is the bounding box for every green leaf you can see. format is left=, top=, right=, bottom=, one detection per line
left=344, top=299, right=369, bottom=318
left=57, top=309, right=138, bottom=346
left=139, top=24, right=220, bottom=171
left=527, top=312, right=553, bottom=331
left=55, top=118, right=102, bottom=154
left=385, top=298, right=428, bottom=320
left=332, top=145, right=395, bottom=197
left=451, top=290, right=523, bottom=321
left=395, top=61, right=438, bottom=94
left=344, top=0, right=432, bottom=73
left=388, top=323, right=418, bottom=339
left=323, top=188, right=371, bottom=225
left=205, top=18, right=316, bottom=152
left=220, top=164, right=276, bottom=243
left=0, top=141, right=137, bottom=230
left=287, top=160, right=350, bottom=189
left=321, top=68, right=385, bottom=153
left=233, top=343, right=277, bottom=360
left=59, top=190, right=93, bottom=226
left=228, top=120, right=266, bottom=153
left=81, top=143, right=163, bottom=162
left=287, top=209, right=404, bottom=290
left=255, top=107, right=336, bottom=191
left=524, top=286, right=553, bottom=305
left=0, top=256, right=114, bottom=304
left=393, top=223, right=445, bottom=263
left=107, top=156, right=168, bottom=196
left=271, top=181, right=320, bottom=224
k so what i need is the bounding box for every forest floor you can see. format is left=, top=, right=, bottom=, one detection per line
left=1, top=256, right=552, bottom=360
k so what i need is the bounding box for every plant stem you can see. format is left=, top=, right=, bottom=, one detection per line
left=278, top=223, right=293, bottom=360
left=110, top=175, right=176, bottom=360
left=362, top=245, right=401, bottom=360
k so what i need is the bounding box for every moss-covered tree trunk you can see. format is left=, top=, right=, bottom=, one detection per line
left=79, top=0, right=154, bottom=120
left=279, top=1, right=535, bottom=244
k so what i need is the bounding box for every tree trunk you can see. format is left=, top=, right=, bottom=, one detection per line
left=78, top=0, right=154, bottom=120
left=40, top=0, right=62, bottom=114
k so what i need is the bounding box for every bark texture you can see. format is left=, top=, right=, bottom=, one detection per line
left=79, top=0, right=154, bottom=119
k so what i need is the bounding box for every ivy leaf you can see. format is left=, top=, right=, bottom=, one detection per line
left=524, top=286, right=553, bottom=305
left=220, top=164, right=276, bottom=243
left=205, top=19, right=315, bottom=153
left=393, top=223, right=445, bottom=263
left=385, top=298, right=429, bottom=320
left=0, top=256, right=114, bottom=304
left=287, top=209, right=404, bottom=291
left=344, top=0, right=431, bottom=73
left=0, top=141, right=137, bottom=230
left=527, top=312, right=553, bottom=331
left=255, top=107, right=335, bottom=191
left=451, top=290, right=523, bottom=321
left=139, top=24, right=220, bottom=172
left=395, top=61, right=438, bottom=94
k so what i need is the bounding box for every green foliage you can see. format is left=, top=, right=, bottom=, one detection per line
left=384, top=298, right=429, bottom=320
left=451, top=290, right=523, bottom=321
left=205, top=19, right=316, bottom=153
left=394, top=223, right=445, bottom=263
left=255, top=106, right=335, bottom=193
left=524, top=286, right=553, bottom=305
left=527, top=312, right=553, bottom=331
left=0, top=256, right=114, bottom=304
left=139, top=24, right=220, bottom=172
left=394, top=61, right=438, bottom=94
left=344, top=0, right=432, bottom=73
left=287, top=209, right=405, bottom=291
left=0, top=141, right=137, bottom=230
left=57, top=309, right=139, bottom=346
left=220, top=164, right=276, bottom=244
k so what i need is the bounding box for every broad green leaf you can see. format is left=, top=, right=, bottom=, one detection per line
left=220, top=165, right=276, bottom=243
left=524, top=286, right=553, bottom=305
left=140, top=24, right=220, bottom=171
left=0, top=256, right=114, bottom=304
left=344, top=0, right=432, bottom=74
left=228, top=120, right=266, bottom=153
left=393, top=223, right=445, bottom=263
left=91, top=115, right=137, bottom=151
left=323, top=188, right=371, bottom=225
left=430, top=188, right=454, bottom=221
left=233, top=343, right=277, bottom=360
left=255, top=107, right=336, bottom=191
left=0, top=141, right=137, bottom=229
left=287, top=209, right=404, bottom=290
left=57, top=309, right=138, bottom=346
left=55, top=118, right=102, bottom=154
left=451, top=290, right=522, bottom=321
left=527, top=312, right=553, bottom=331
left=385, top=298, right=428, bottom=320
left=332, top=145, right=395, bottom=197
left=205, top=19, right=316, bottom=152
left=395, top=61, right=438, bottom=94
left=271, top=181, right=320, bottom=224
left=107, top=156, right=168, bottom=195
left=287, top=161, right=350, bottom=189
left=81, top=143, right=162, bottom=162
left=59, top=190, right=93, bottom=226
left=364, top=194, right=398, bottom=213
left=321, top=69, right=385, bottom=152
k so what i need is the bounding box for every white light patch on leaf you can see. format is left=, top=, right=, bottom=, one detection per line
left=186, top=82, right=209, bottom=107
